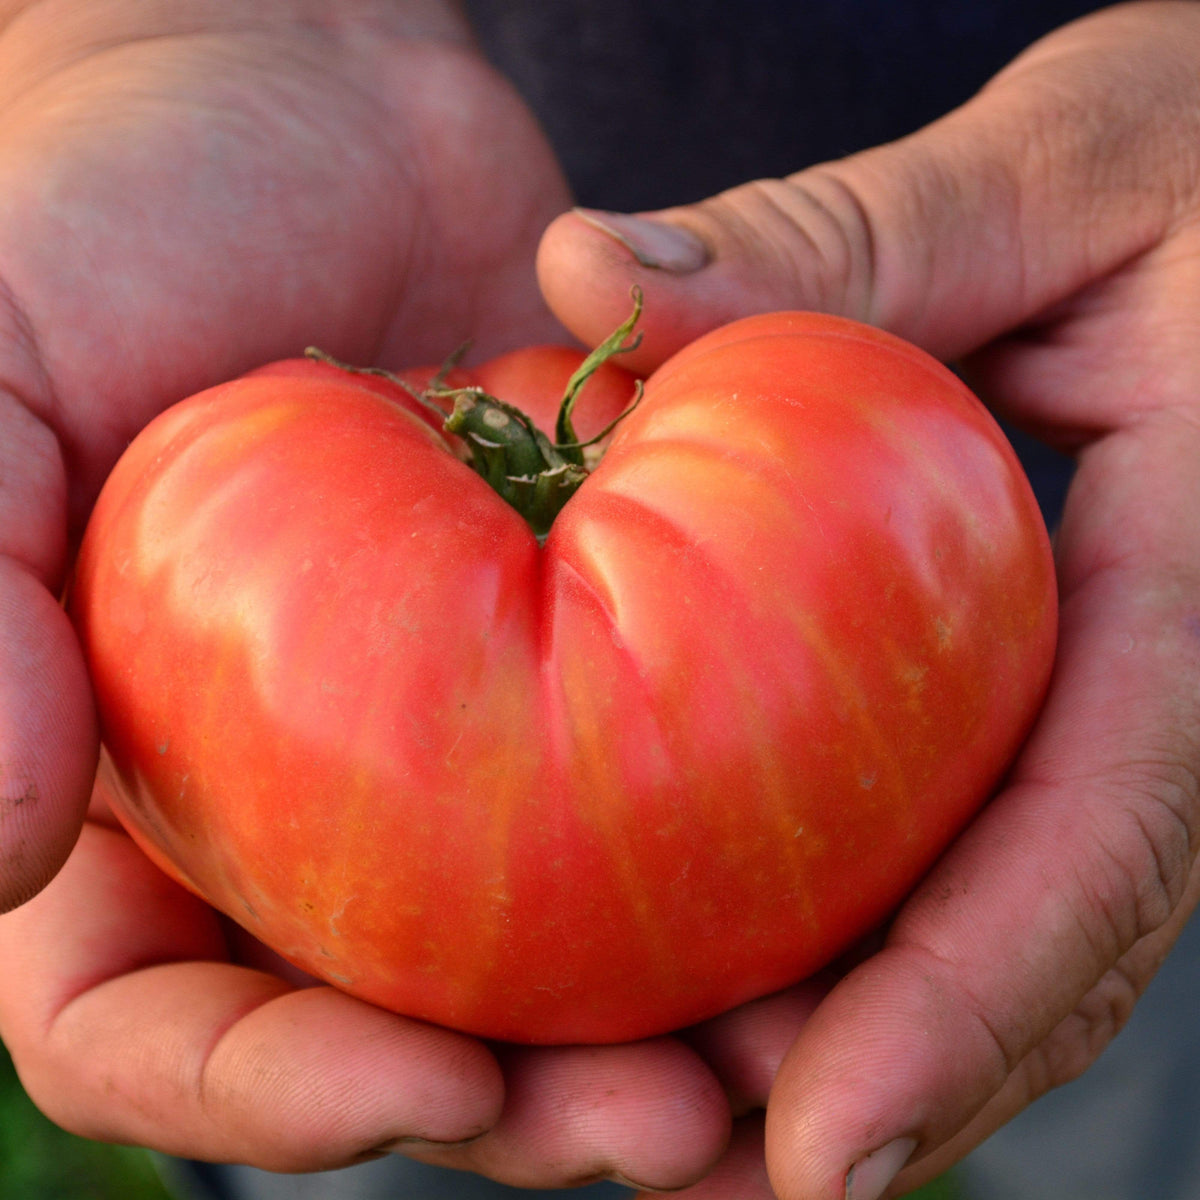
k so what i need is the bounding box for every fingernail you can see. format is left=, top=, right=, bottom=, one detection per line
left=845, top=1137, right=917, bottom=1200
left=573, top=208, right=709, bottom=273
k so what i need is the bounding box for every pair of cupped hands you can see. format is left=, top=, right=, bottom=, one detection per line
left=1, top=2, right=1199, bottom=1198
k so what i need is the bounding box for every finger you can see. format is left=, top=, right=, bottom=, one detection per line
left=907, top=839, right=1200, bottom=1187
left=536, top=2, right=1200, bottom=372
left=405, top=1039, right=731, bottom=1192
left=0, top=559, right=95, bottom=910
left=0, top=376, right=96, bottom=910
left=0, top=819, right=504, bottom=1170
left=630, top=1115, right=775, bottom=1200
left=681, top=980, right=829, bottom=1115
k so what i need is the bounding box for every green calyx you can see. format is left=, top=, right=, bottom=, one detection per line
left=442, top=289, right=644, bottom=540
left=441, top=392, right=590, bottom=542
left=306, top=288, right=645, bottom=544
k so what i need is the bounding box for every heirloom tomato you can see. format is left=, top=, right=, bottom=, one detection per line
left=72, top=306, right=1057, bottom=1045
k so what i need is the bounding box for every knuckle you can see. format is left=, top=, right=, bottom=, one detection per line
left=1077, top=748, right=1200, bottom=957
left=704, top=171, right=878, bottom=317
left=1019, top=961, right=1141, bottom=1099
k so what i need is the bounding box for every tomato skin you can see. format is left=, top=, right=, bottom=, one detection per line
left=72, top=317, right=1057, bottom=1044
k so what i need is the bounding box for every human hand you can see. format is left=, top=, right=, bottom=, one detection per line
left=0, top=0, right=734, bottom=1188
left=538, top=2, right=1200, bottom=1195
left=0, top=0, right=567, bottom=911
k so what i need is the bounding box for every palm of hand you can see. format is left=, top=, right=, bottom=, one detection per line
left=0, top=5, right=570, bottom=521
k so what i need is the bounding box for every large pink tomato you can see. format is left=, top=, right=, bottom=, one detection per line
left=72, top=310, right=1057, bottom=1044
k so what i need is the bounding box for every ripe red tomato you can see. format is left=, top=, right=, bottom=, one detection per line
left=71, top=311, right=1057, bottom=1044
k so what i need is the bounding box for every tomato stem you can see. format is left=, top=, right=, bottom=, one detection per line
left=442, top=390, right=588, bottom=541
left=302, top=346, right=455, bottom=426
left=554, top=286, right=643, bottom=458
left=305, top=289, right=645, bottom=544
left=431, top=289, right=644, bottom=542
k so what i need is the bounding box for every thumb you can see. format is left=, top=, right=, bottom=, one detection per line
left=0, top=393, right=97, bottom=910
left=0, top=558, right=96, bottom=910
left=537, top=2, right=1198, bottom=372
